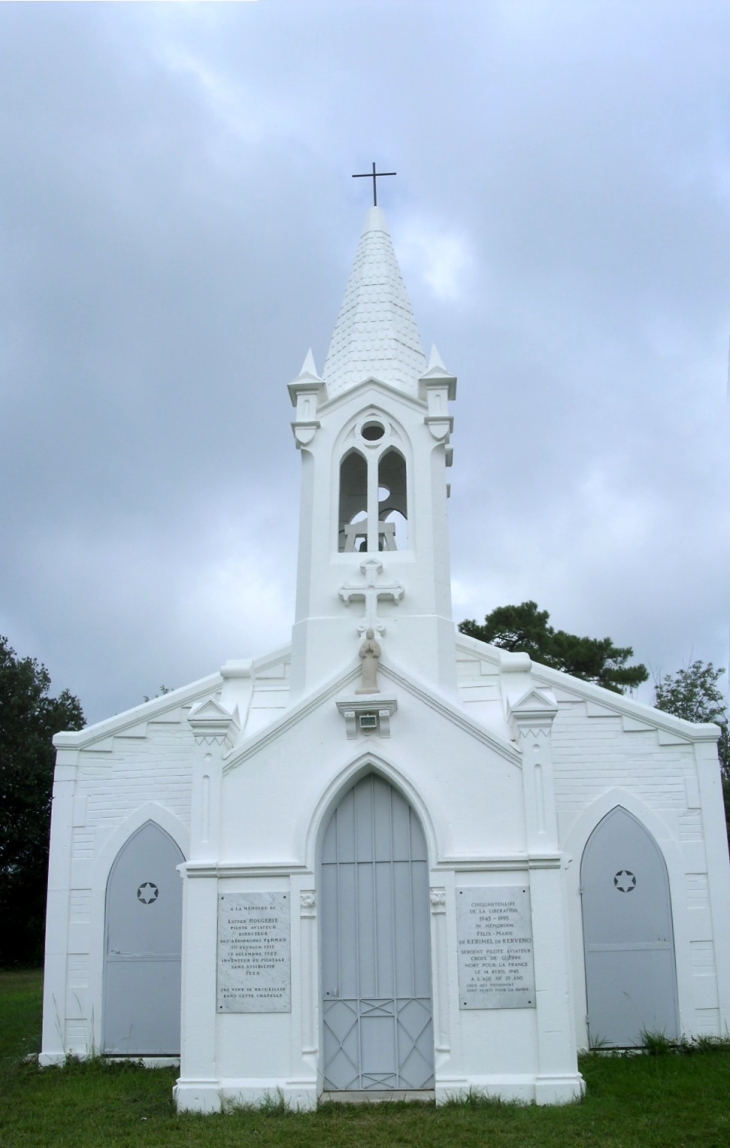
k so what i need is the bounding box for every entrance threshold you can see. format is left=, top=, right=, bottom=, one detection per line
left=321, top=1090, right=435, bottom=1104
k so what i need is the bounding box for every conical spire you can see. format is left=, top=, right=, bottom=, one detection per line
left=323, top=207, right=426, bottom=397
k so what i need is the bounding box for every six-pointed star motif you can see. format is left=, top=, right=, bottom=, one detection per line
left=137, top=881, right=159, bottom=904
left=613, top=870, right=637, bottom=893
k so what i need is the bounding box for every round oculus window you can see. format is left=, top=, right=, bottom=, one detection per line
left=361, top=421, right=385, bottom=442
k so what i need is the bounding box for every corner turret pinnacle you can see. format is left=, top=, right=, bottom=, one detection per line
left=427, top=344, right=446, bottom=372
left=297, top=348, right=322, bottom=382
left=323, top=208, right=426, bottom=398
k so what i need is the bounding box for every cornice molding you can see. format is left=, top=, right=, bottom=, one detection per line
left=433, top=852, right=563, bottom=871
left=183, top=862, right=310, bottom=879
left=318, top=376, right=427, bottom=416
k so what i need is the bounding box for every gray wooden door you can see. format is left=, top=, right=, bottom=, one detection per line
left=103, top=821, right=184, bottom=1054
left=581, top=807, right=678, bottom=1047
left=321, top=774, right=434, bottom=1091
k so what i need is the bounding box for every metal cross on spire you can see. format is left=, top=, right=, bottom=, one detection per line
left=352, top=161, right=397, bottom=207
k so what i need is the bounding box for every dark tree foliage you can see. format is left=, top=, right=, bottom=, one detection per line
left=459, top=601, right=649, bottom=694
left=654, top=660, right=727, bottom=726
left=0, top=636, right=84, bottom=966
left=654, top=661, right=730, bottom=838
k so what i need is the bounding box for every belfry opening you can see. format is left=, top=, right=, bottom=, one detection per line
left=338, top=434, right=408, bottom=553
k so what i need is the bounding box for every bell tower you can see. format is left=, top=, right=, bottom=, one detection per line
left=288, top=207, right=457, bottom=699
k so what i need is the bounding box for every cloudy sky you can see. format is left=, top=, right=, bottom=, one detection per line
left=1, top=1, right=728, bottom=724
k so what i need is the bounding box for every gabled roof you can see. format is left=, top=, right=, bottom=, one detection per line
left=222, top=654, right=520, bottom=775
left=51, top=645, right=293, bottom=752
left=52, top=671, right=223, bottom=750
left=323, top=207, right=426, bottom=398
left=455, top=633, right=721, bottom=743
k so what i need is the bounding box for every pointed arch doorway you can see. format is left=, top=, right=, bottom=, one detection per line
left=581, top=807, right=679, bottom=1047
left=103, top=821, right=184, bottom=1054
left=320, top=774, right=434, bottom=1092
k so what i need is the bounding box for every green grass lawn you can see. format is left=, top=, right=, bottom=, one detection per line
left=1, top=969, right=729, bottom=1147
left=0, top=969, right=43, bottom=1064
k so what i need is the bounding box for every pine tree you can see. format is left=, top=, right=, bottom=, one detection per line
left=459, top=601, right=648, bottom=694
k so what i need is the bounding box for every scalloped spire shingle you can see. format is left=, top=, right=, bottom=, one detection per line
left=323, top=207, right=426, bottom=397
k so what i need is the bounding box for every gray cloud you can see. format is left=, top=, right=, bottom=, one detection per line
left=1, top=1, right=727, bottom=722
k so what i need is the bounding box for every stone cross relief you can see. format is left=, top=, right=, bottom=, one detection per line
left=339, top=558, right=404, bottom=694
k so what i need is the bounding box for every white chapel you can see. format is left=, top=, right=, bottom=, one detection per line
left=41, top=206, right=730, bottom=1110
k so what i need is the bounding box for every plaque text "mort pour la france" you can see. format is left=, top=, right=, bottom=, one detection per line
left=456, top=887, right=535, bottom=1009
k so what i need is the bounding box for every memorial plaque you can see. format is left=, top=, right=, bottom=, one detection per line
left=217, top=892, right=291, bottom=1013
left=456, top=886, right=535, bottom=1009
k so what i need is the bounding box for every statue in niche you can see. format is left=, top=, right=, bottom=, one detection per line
left=356, top=628, right=381, bottom=694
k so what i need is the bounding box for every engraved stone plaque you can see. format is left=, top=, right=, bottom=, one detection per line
left=217, top=892, right=291, bottom=1013
left=456, top=886, right=535, bottom=1009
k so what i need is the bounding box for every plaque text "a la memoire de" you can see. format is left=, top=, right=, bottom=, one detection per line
left=217, top=892, right=291, bottom=1013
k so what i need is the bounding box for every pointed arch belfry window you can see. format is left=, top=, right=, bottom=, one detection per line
left=378, top=448, right=408, bottom=552
left=339, top=450, right=368, bottom=552
left=338, top=428, right=409, bottom=553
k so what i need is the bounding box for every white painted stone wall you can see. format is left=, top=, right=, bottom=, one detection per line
left=455, top=634, right=730, bottom=1050
left=42, top=634, right=730, bottom=1108
left=42, top=682, right=208, bottom=1063
left=174, top=650, right=579, bottom=1110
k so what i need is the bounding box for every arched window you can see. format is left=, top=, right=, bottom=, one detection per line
left=338, top=450, right=368, bottom=552
left=378, top=449, right=408, bottom=551
left=338, top=442, right=409, bottom=553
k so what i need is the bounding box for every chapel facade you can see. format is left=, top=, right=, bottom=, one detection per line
left=41, top=207, right=730, bottom=1110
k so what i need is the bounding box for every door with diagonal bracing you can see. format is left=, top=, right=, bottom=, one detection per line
left=321, top=774, right=434, bottom=1091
